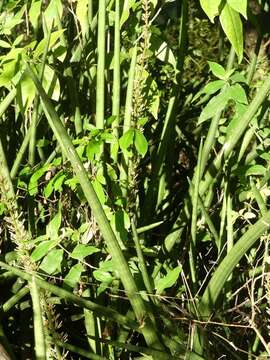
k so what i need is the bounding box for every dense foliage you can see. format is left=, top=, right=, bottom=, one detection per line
left=0, top=0, right=270, bottom=359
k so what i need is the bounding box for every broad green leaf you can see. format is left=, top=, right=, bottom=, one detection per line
left=208, top=61, right=226, bottom=79
left=134, top=130, right=148, bottom=157
left=119, top=129, right=135, bottom=150
left=193, top=80, right=226, bottom=102
left=150, top=36, right=176, bottom=68
left=199, top=0, right=222, bottom=23
left=0, top=59, right=19, bottom=87
left=39, top=249, right=63, bottom=274
left=34, top=30, right=65, bottom=58
left=230, top=72, right=247, bottom=84
left=64, top=263, right=84, bottom=288
left=227, top=0, right=247, bottom=19
left=228, top=83, right=248, bottom=104
left=53, top=173, right=66, bottom=192
left=70, top=244, right=100, bottom=261
left=0, top=40, right=11, bottom=48
left=31, top=240, right=58, bottom=261
left=46, top=211, right=62, bottom=240
left=92, top=179, right=106, bottom=204
left=198, top=90, right=230, bottom=124
left=86, top=140, right=101, bottom=160
left=76, top=0, right=89, bottom=38
left=43, top=0, right=63, bottom=31
left=246, top=165, right=266, bottom=176
left=93, top=269, right=113, bottom=283
left=41, top=64, right=61, bottom=101
left=220, top=3, right=243, bottom=63
left=29, top=0, right=42, bottom=32
left=1, top=5, right=26, bottom=35
left=155, top=266, right=181, bottom=294
left=28, top=165, right=50, bottom=196
left=18, top=72, right=36, bottom=111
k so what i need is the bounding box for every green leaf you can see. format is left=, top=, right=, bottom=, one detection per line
left=39, top=249, right=63, bottom=274
left=28, top=165, right=50, bottom=196
left=29, top=0, right=42, bottom=32
left=220, top=3, right=243, bottom=63
left=198, top=90, right=230, bottom=124
left=134, top=130, right=148, bottom=157
left=0, top=40, right=11, bottom=48
left=150, top=36, right=176, bottom=68
left=246, top=165, right=266, bottom=177
left=64, top=264, right=84, bottom=289
left=199, top=0, right=222, bottom=23
left=155, top=266, right=181, bottom=295
left=119, top=129, right=135, bottom=150
left=92, top=179, right=106, bottom=204
left=208, top=61, right=226, bottom=79
left=120, top=0, right=136, bottom=27
left=46, top=211, right=61, bottom=240
left=40, top=64, right=61, bottom=101
left=228, top=83, right=248, bottom=104
left=93, top=270, right=113, bottom=283
left=227, top=0, right=247, bottom=19
left=70, top=244, right=100, bottom=261
left=43, top=0, right=63, bottom=30
left=31, top=240, right=58, bottom=261
left=18, top=72, right=36, bottom=111
left=193, top=80, right=226, bottom=102
left=34, top=30, right=65, bottom=58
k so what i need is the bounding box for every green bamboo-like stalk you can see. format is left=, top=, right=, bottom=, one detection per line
left=96, top=0, right=106, bottom=129
left=111, top=0, right=121, bottom=161
left=189, top=141, right=203, bottom=287
left=131, top=219, right=153, bottom=295
left=26, top=66, right=165, bottom=353
left=3, top=285, right=29, bottom=312
left=250, top=178, right=267, bottom=216
left=30, top=276, right=46, bottom=360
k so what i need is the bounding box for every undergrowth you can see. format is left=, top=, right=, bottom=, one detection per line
left=0, top=0, right=270, bottom=359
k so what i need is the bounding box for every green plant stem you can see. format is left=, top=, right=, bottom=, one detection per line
left=131, top=219, right=153, bottom=295
left=96, top=0, right=106, bottom=129
left=30, top=276, right=46, bottom=360
left=111, top=0, right=120, bottom=150
left=247, top=35, right=262, bottom=86
left=3, top=285, right=29, bottom=312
